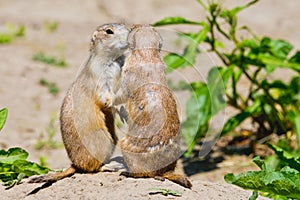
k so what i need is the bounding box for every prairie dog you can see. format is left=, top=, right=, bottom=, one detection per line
left=114, top=24, right=192, bottom=188
left=29, top=23, right=129, bottom=183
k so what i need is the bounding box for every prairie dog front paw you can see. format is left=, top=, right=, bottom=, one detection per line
left=100, top=92, right=115, bottom=108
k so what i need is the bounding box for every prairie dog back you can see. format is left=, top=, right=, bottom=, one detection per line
left=115, top=24, right=192, bottom=188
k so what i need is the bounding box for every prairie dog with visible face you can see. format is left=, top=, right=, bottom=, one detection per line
left=29, top=23, right=129, bottom=183
left=114, top=24, right=192, bottom=188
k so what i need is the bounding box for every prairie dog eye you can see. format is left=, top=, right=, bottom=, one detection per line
left=105, top=29, right=114, bottom=34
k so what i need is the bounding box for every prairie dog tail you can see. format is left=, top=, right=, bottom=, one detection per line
left=162, top=171, right=192, bottom=189
left=28, top=166, right=76, bottom=183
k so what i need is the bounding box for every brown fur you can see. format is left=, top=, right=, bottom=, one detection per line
left=29, top=23, right=129, bottom=183
left=115, top=24, right=192, bottom=188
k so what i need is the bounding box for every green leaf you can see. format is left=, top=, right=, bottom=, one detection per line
left=150, top=188, right=182, bottom=197
left=270, top=77, right=299, bottom=106
left=252, top=156, right=265, bottom=170
left=267, top=144, right=300, bottom=171
left=265, top=64, right=277, bottom=74
left=249, top=37, right=299, bottom=73
left=2, top=173, right=26, bottom=189
left=224, top=166, right=300, bottom=199
left=266, top=80, right=288, bottom=90
left=0, top=33, right=12, bottom=44
left=2, top=179, right=17, bottom=189
left=182, top=82, right=211, bottom=156
left=290, top=51, right=300, bottom=63
left=182, top=24, right=209, bottom=65
left=222, top=0, right=259, bottom=17
left=264, top=155, right=282, bottom=172
left=0, top=108, right=8, bottom=132
left=43, top=20, right=59, bottom=33
left=221, top=112, right=250, bottom=135
left=249, top=191, right=258, bottom=200
left=221, top=99, right=261, bottom=135
left=39, top=78, right=60, bottom=95
left=182, top=67, right=234, bottom=156
left=153, top=16, right=202, bottom=26
left=258, top=53, right=300, bottom=73
left=0, top=147, right=50, bottom=188
left=12, top=159, right=49, bottom=176
left=207, top=67, right=230, bottom=115
left=0, top=147, right=28, bottom=164
left=6, top=23, right=25, bottom=37
left=164, top=24, right=209, bottom=72
left=0, top=24, right=25, bottom=44
left=220, top=65, right=235, bottom=83
left=292, top=112, right=300, bottom=148
left=163, top=53, right=187, bottom=72
left=238, top=38, right=259, bottom=49
left=260, top=37, right=293, bottom=59
left=290, top=76, right=300, bottom=94
left=243, top=37, right=300, bottom=73
left=17, top=173, right=26, bottom=182
left=32, top=52, right=67, bottom=67
left=196, top=0, right=207, bottom=9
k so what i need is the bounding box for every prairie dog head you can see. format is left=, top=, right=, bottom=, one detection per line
left=90, top=23, right=129, bottom=57
left=128, top=24, right=162, bottom=51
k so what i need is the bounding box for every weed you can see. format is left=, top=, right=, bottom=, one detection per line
left=0, top=148, right=50, bottom=189
left=39, top=78, right=59, bottom=95
left=0, top=108, right=50, bottom=188
left=0, top=108, right=8, bottom=131
left=33, top=52, right=67, bottom=67
left=35, top=113, right=63, bottom=150
left=43, top=20, right=59, bottom=33
left=39, top=156, right=49, bottom=167
left=225, top=152, right=300, bottom=199
left=0, top=23, right=25, bottom=44
left=0, top=33, right=12, bottom=44
left=149, top=188, right=182, bottom=197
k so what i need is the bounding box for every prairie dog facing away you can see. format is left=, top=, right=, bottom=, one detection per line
left=114, top=24, right=192, bottom=188
left=29, top=23, right=130, bottom=183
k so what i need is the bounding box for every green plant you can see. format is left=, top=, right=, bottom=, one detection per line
left=39, top=78, right=60, bottom=95
left=43, top=20, right=59, bottom=33
left=0, top=23, right=25, bottom=44
left=0, top=108, right=50, bottom=189
left=149, top=188, right=182, bottom=197
left=154, top=0, right=300, bottom=156
left=33, top=51, right=67, bottom=67
left=225, top=146, right=300, bottom=199
left=38, top=156, right=49, bottom=167
left=35, top=113, right=63, bottom=150
left=0, top=108, right=8, bottom=132
left=0, top=148, right=50, bottom=189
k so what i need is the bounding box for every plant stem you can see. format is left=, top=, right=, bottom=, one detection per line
left=242, top=68, right=287, bottom=134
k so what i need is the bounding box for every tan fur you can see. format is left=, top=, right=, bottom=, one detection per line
left=115, top=24, right=192, bottom=188
left=29, top=23, right=129, bottom=183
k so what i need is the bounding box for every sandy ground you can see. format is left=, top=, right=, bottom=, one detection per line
left=0, top=172, right=269, bottom=200
left=0, top=0, right=299, bottom=199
